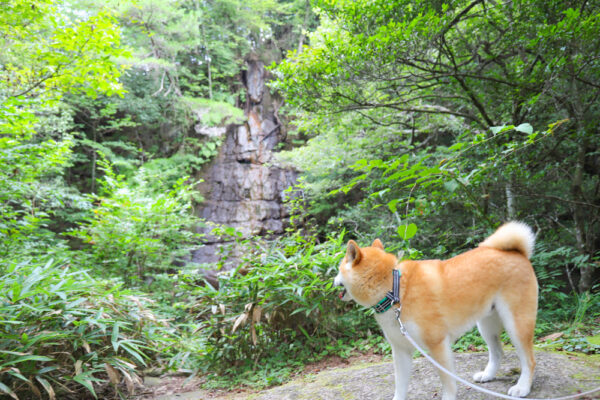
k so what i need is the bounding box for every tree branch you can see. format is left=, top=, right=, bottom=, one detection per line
left=439, top=0, right=484, bottom=37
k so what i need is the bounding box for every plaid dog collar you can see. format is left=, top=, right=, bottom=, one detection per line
left=372, top=269, right=401, bottom=314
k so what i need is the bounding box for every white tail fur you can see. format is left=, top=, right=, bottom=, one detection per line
left=479, top=221, right=536, bottom=259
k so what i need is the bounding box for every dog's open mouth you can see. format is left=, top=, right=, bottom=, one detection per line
left=338, top=288, right=347, bottom=299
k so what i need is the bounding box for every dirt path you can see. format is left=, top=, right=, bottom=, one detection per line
left=145, top=350, right=600, bottom=400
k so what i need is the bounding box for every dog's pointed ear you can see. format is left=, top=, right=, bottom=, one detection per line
left=346, top=240, right=362, bottom=265
left=371, top=238, right=384, bottom=249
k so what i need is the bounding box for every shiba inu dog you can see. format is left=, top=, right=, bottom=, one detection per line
left=334, top=222, right=538, bottom=400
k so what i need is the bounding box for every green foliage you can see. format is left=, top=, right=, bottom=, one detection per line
left=557, top=336, right=600, bottom=355
left=61, top=0, right=308, bottom=199
left=0, top=0, right=128, bottom=140
left=0, top=258, right=171, bottom=399
left=275, top=0, right=600, bottom=293
left=452, top=328, right=488, bottom=353
left=186, top=231, right=381, bottom=388
left=114, top=0, right=292, bottom=131
left=277, top=0, right=600, bottom=130
left=3, top=0, right=600, bottom=395
left=69, top=159, right=204, bottom=284
left=572, top=292, right=598, bottom=329
left=0, top=0, right=130, bottom=262
left=181, top=97, right=245, bottom=127
left=136, top=136, right=223, bottom=195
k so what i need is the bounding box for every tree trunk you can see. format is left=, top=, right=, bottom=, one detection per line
left=505, top=182, right=516, bottom=220
left=566, top=46, right=593, bottom=293
left=573, top=140, right=593, bottom=293
left=200, top=24, right=213, bottom=100
left=91, top=127, right=97, bottom=194
left=296, top=0, right=311, bottom=55
left=207, top=58, right=213, bottom=100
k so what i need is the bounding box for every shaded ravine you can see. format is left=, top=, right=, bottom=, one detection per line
left=147, top=350, right=600, bottom=400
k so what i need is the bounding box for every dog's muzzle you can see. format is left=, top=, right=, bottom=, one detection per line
left=333, top=274, right=351, bottom=301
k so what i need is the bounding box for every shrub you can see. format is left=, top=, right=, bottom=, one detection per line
left=69, top=158, right=204, bottom=284
left=0, top=258, right=173, bottom=399
left=186, top=231, right=383, bottom=388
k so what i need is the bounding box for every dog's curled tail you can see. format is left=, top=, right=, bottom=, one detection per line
left=479, top=221, right=536, bottom=259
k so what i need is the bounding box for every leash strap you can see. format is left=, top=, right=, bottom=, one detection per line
left=373, top=269, right=401, bottom=314
left=393, top=308, right=600, bottom=400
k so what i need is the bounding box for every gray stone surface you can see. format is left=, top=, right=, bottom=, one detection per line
left=191, top=59, right=296, bottom=274
left=153, top=351, right=600, bottom=400
left=247, top=351, right=599, bottom=400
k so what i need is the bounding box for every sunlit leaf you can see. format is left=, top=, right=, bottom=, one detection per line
left=397, top=223, right=418, bottom=240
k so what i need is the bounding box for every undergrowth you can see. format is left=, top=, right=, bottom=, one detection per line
left=4, top=230, right=597, bottom=396
left=170, top=230, right=386, bottom=389
left=0, top=258, right=177, bottom=399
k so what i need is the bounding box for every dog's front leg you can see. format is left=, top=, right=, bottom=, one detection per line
left=390, top=343, right=412, bottom=400
left=429, top=339, right=457, bottom=400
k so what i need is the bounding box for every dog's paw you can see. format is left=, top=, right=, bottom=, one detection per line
left=441, top=394, right=456, bottom=400
left=507, top=384, right=530, bottom=398
left=473, top=371, right=494, bottom=382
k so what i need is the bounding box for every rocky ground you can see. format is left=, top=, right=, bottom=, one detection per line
left=140, top=350, right=600, bottom=400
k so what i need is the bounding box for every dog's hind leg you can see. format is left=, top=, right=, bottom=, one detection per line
left=496, top=296, right=537, bottom=398
left=473, top=309, right=503, bottom=383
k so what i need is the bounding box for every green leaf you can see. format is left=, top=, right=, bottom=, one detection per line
left=5, top=369, right=28, bottom=383
left=397, top=223, right=418, bottom=240
left=0, top=355, right=53, bottom=367
left=514, top=123, right=533, bottom=134
left=387, top=199, right=400, bottom=213
left=443, top=179, right=459, bottom=193
left=489, top=125, right=506, bottom=134
left=35, top=376, right=55, bottom=400
left=448, top=142, right=466, bottom=151
left=73, top=373, right=97, bottom=399
left=0, top=382, right=18, bottom=400
left=298, top=326, right=311, bottom=340
left=36, top=366, right=58, bottom=375
left=118, top=342, right=147, bottom=366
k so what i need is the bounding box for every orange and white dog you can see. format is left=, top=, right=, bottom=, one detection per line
left=334, top=222, right=538, bottom=400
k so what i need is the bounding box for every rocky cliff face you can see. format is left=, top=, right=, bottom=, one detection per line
left=192, top=59, right=296, bottom=276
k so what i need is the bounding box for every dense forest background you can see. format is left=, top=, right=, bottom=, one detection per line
left=1, top=0, right=599, bottom=399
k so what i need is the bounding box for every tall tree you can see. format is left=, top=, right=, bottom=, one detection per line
left=275, top=0, right=600, bottom=292
left=0, top=0, right=128, bottom=257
